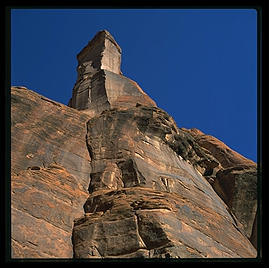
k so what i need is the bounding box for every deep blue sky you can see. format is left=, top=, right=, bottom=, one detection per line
left=11, top=9, right=257, bottom=162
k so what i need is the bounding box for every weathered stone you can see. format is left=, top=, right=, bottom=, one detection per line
left=68, top=30, right=156, bottom=114
left=214, top=166, right=257, bottom=239
left=11, top=30, right=258, bottom=259
left=73, top=188, right=256, bottom=258
left=11, top=86, right=91, bottom=190
left=11, top=165, right=88, bottom=258
left=11, top=86, right=91, bottom=258
left=183, top=128, right=258, bottom=248
left=71, top=104, right=257, bottom=258
left=250, top=211, right=258, bottom=249
left=77, top=29, right=122, bottom=74
left=183, top=128, right=256, bottom=169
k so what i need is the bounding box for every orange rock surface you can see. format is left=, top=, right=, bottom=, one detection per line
left=10, top=30, right=258, bottom=259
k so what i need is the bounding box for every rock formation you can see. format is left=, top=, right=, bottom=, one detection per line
left=183, top=128, right=258, bottom=248
left=68, top=30, right=156, bottom=116
left=11, top=30, right=258, bottom=259
left=11, top=86, right=91, bottom=257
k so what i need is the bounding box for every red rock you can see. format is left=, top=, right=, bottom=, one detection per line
left=183, top=128, right=256, bottom=169
left=68, top=30, right=156, bottom=115
left=182, top=127, right=258, bottom=248
left=11, top=165, right=88, bottom=258
left=11, top=86, right=91, bottom=258
left=11, top=30, right=258, bottom=259
left=71, top=105, right=257, bottom=258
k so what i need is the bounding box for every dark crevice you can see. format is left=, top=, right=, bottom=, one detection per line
left=116, top=158, right=146, bottom=188
left=85, top=135, right=94, bottom=160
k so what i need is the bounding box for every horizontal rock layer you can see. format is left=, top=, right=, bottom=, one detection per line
left=73, top=187, right=255, bottom=258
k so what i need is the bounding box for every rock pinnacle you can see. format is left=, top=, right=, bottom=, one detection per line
left=68, top=30, right=156, bottom=115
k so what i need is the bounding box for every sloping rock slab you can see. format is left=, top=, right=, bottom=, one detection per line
left=73, top=187, right=256, bottom=258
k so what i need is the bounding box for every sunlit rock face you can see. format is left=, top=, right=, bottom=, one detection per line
left=68, top=30, right=156, bottom=116
left=11, top=86, right=91, bottom=258
left=72, top=105, right=256, bottom=258
left=11, top=30, right=257, bottom=259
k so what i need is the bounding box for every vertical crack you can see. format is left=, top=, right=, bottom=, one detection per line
left=134, top=212, right=148, bottom=250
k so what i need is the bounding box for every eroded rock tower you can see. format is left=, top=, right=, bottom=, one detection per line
left=11, top=30, right=258, bottom=259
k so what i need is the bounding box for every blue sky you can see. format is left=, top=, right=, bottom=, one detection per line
left=11, top=8, right=258, bottom=162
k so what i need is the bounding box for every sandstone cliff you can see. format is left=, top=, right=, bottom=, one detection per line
left=11, top=86, right=91, bottom=257
left=11, top=30, right=258, bottom=259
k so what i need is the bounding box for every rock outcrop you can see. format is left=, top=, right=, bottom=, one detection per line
left=11, top=86, right=91, bottom=257
left=183, top=128, right=257, bottom=248
left=182, top=128, right=256, bottom=169
left=11, top=30, right=258, bottom=259
left=68, top=30, right=156, bottom=116
left=72, top=106, right=256, bottom=258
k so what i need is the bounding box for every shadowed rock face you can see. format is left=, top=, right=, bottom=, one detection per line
left=11, top=30, right=258, bottom=259
left=214, top=167, right=257, bottom=238
left=183, top=128, right=256, bottom=169
left=183, top=128, right=258, bottom=248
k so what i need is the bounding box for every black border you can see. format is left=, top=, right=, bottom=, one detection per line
left=4, top=4, right=11, bottom=264
left=4, top=2, right=264, bottom=264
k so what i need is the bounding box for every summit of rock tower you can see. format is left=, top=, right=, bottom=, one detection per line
left=77, top=30, right=122, bottom=74
left=68, top=30, right=156, bottom=115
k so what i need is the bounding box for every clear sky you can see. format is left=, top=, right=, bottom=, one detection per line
left=11, top=8, right=258, bottom=162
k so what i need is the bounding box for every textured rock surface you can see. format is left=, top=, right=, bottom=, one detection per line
left=183, top=128, right=258, bottom=248
left=11, top=165, right=88, bottom=258
left=11, top=86, right=91, bottom=185
left=214, top=166, right=257, bottom=243
left=71, top=105, right=256, bottom=258
left=73, top=188, right=255, bottom=258
left=183, top=128, right=256, bottom=169
left=68, top=30, right=156, bottom=115
left=11, top=30, right=258, bottom=259
left=11, top=86, right=91, bottom=258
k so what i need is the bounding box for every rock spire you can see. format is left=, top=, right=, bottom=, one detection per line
left=11, top=30, right=258, bottom=259
left=68, top=30, right=156, bottom=115
left=77, top=30, right=122, bottom=75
